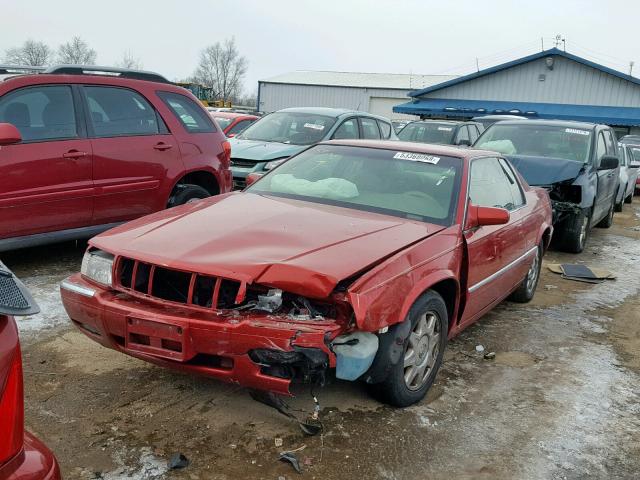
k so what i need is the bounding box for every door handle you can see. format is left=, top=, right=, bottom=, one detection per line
left=153, top=143, right=173, bottom=151
left=63, top=150, right=87, bottom=159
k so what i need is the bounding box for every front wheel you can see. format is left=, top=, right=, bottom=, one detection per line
left=558, top=208, right=590, bottom=253
left=509, top=243, right=542, bottom=303
left=370, top=291, right=448, bottom=408
left=168, top=184, right=211, bottom=208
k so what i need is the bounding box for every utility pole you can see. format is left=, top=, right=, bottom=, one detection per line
left=541, top=37, right=544, bottom=51
left=476, top=58, right=480, bottom=72
left=630, top=61, right=635, bottom=76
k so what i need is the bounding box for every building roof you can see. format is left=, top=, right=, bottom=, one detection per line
left=260, top=71, right=457, bottom=91
left=394, top=97, right=640, bottom=126
left=409, top=47, right=640, bottom=98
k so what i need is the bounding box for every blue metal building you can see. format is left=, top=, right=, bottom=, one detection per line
left=394, top=48, right=640, bottom=137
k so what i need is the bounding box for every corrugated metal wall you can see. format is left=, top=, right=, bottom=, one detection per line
left=258, top=83, right=413, bottom=119
left=424, top=56, right=640, bottom=107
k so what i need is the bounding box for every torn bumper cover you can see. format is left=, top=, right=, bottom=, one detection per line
left=60, top=274, right=342, bottom=395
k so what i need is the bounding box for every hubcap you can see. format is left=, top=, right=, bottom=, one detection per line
left=403, top=311, right=441, bottom=391
left=526, top=248, right=540, bottom=293
left=186, top=197, right=202, bottom=204
left=579, top=215, right=588, bottom=247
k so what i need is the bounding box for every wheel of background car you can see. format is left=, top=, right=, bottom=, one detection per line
left=509, top=242, right=542, bottom=303
left=625, top=191, right=633, bottom=204
left=558, top=208, right=591, bottom=253
left=615, top=194, right=624, bottom=213
left=596, top=198, right=615, bottom=229
left=369, top=290, right=448, bottom=408
left=168, top=184, right=210, bottom=208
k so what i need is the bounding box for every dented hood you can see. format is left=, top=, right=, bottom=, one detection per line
left=92, top=193, right=443, bottom=298
left=228, top=137, right=306, bottom=161
left=505, top=155, right=585, bottom=186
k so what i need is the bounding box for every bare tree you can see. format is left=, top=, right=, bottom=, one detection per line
left=117, top=51, right=143, bottom=70
left=57, top=37, right=96, bottom=65
left=192, top=37, right=248, bottom=101
left=4, top=39, right=52, bottom=66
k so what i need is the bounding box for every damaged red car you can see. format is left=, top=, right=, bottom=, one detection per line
left=60, top=140, right=552, bottom=407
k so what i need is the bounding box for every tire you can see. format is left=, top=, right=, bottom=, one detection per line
left=596, top=198, right=615, bottom=228
left=615, top=196, right=624, bottom=212
left=168, top=184, right=210, bottom=208
left=509, top=243, right=542, bottom=303
left=558, top=208, right=590, bottom=253
left=369, top=291, right=448, bottom=408
left=625, top=192, right=633, bottom=204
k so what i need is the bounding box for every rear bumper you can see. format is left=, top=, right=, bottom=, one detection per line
left=60, top=275, right=342, bottom=395
left=0, top=432, right=61, bottom=480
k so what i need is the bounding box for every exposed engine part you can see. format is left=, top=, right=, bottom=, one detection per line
left=249, top=347, right=329, bottom=385
left=253, top=288, right=283, bottom=313
left=331, top=332, right=379, bottom=381
left=551, top=200, right=584, bottom=224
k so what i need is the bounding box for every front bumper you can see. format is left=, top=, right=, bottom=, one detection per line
left=0, top=432, right=61, bottom=480
left=230, top=163, right=266, bottom=189
left=60, top=275, right=342, bottom=395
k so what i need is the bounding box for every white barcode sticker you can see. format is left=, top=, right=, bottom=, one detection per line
left=393, top=152, right=440, bottom=164
left=565, top=128, right=590, bottom=136
left=304, top=123, right=325, bottom=131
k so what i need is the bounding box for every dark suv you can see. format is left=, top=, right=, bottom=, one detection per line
left=475, top=120, right=619, bottom=253
left=0, top=65, right=232, bottom=252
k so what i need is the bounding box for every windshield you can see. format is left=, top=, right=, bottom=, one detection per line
left=247, top=145, right=462, bottom=225
left=475, top=124, right=592, bottom=163
left=236, top=112, right=336, bottom=145
left=398, top=122, right=456, bottom=144
left=213, top=117, right=232, bottom=129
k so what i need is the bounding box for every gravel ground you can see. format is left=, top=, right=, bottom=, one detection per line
left=4, top=204, right=640, bottom=480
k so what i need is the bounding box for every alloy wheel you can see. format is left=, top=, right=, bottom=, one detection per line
left=526, top=248, right=540, bottom=293
left=404, top=311, right=441, bottom=391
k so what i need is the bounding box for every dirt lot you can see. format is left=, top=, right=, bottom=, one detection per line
left=4, top=205, right=640, bottom=480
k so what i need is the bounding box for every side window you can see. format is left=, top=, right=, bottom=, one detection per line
left=469, top=157, right=520, bottom=210
left=603, top=130, right=616, bottom=155
left=332, top=118, right=359, bottom=140
left=227, top=119, right=254, bottom=136
left=360, top=117, right=380, bottom=140
left=84, top=86, right=160, bottom=137
left=377, top=120, right=392, bottom=139
left=157, top=91, right=216, bottom=133
left=455, top=125, right=470, bottom=145
left=0, top=85, right=77, bottom=142
left=596, top=133, right=607, bottom=161
left=498, top=158, right=525, bottom=208
left=468, top=125, right=479, bottom=143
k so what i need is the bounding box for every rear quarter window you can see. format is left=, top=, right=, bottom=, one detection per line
left=157, top=91, right=216, bottom=133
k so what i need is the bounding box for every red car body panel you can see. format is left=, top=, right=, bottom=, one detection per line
left=0, top=74, right=232, bottom=242
left=60, top=140, right=553, bottom=395
left=0, top=315, right=61, bottom=480
left=210, top=112, right=258, bottom=137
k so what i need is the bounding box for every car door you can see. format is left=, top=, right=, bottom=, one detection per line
left=0, top=84, right=92, bottom=239
left=81, top=85, right=182, bottom=224
left=593, top=130, right=617, bottom=221
left=460, top=157, right=526, bottom=327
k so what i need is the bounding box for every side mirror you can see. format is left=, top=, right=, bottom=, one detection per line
left=598, top=155, right=619, bottom=170
left=0, top=123, right=21, bottom=146
left=629, top=161, right=640, bottom=169
left=466, top=203, right=510, bottom=229
left=245, top=172, right=263, bottom=188
left=457, top=138, right=471, bottom=147
left=227, top=133, right=236, bottom=138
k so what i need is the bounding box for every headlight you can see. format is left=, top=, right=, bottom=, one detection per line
left=264, top=157, right=289, bottom=171
left=81, top=249, right=114, bottom=287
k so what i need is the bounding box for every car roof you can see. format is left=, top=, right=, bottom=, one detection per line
left=406, top=119, right=462, bottom=125
left=210, top=112, right=258, bottom=120
left=488, top=119, right=599, bottom=129
left=473, top=114, right=527, bottom=120
left=276, top=107, right=388, bottom=120
left=321, top=139, right=495, bottom=160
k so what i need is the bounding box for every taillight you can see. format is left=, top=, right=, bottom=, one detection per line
left=218, top=140, right=231, bottom=168
left=0, top=345, right=24, bottom=465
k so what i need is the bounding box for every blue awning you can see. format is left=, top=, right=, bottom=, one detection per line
left=393, top=98, right=640, bottom=126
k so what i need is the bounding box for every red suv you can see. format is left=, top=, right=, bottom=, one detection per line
left=0, top=65, right=232, bottom=252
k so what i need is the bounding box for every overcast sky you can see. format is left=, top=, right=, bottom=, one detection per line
left=2, top=0, right=637, bottom=94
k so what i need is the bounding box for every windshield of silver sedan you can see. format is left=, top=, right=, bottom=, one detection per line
left=236, top=112, right=336, bottom=145
left=475, top=124, right=592, bottom=162
left=246, top=145, right=462, bottom=225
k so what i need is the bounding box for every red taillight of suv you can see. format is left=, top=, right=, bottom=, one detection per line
left=0, top=342, right=24, bottom=465
left=218, top=140, right=231, bottom=168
